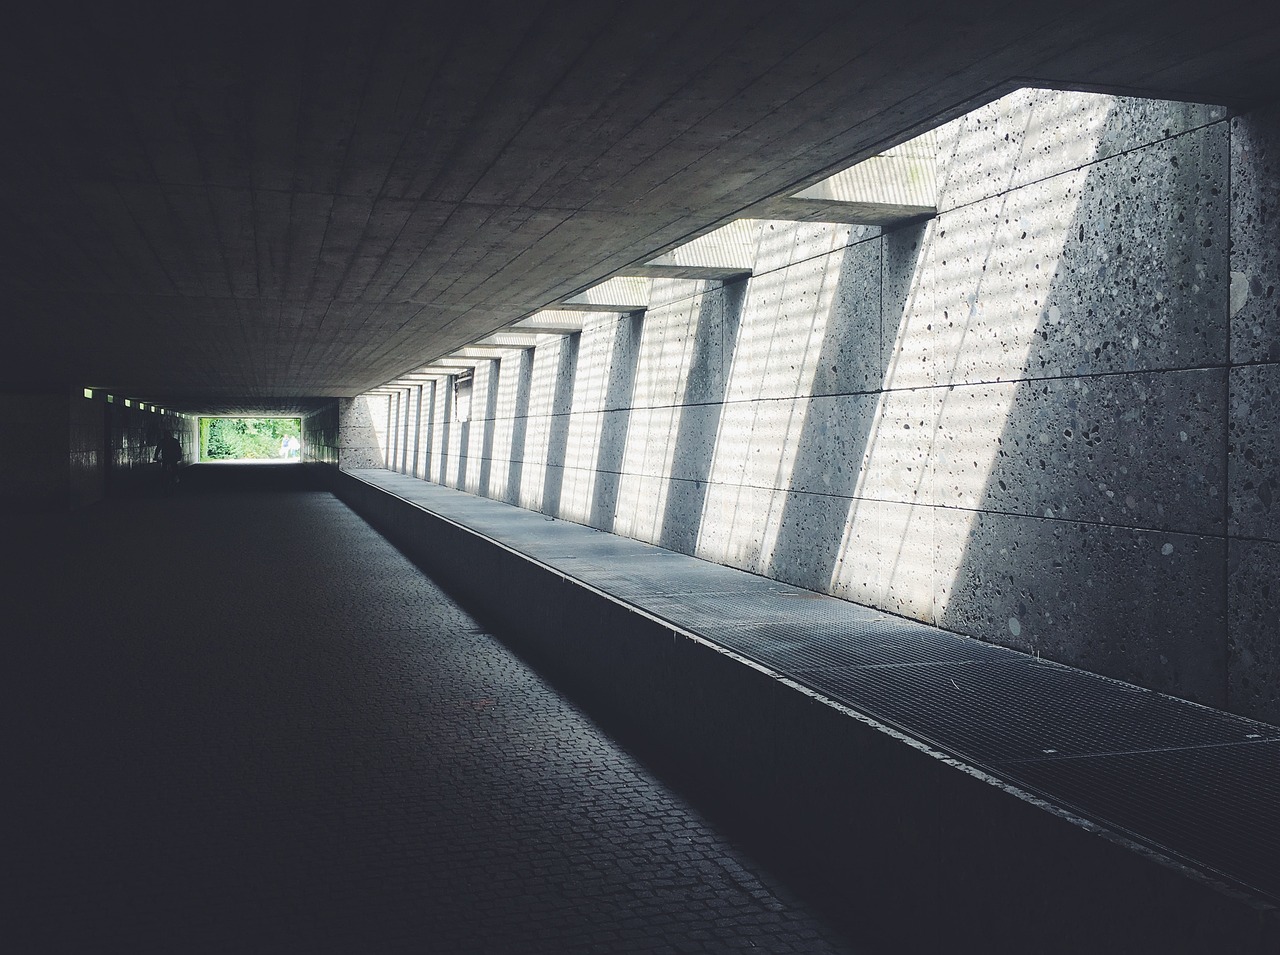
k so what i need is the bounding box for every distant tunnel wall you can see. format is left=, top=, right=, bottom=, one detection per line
left=0, top=389, right=87, bottom=511
left=349, top=90, right=1280, bottom=723
left=105, top=399, right=196, bottom=495
left=302, top=401, right=339, bottom=466
left=0, top=388, right=196, bottom=510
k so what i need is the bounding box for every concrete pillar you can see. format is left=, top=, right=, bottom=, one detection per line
left=409, top=385, right=423, bottom=477
left=417, top=382, right=435, bottom=479
left=339, top=396, right=388, bottom=470
left=390, top=391, right=401, bottom=471
left=435, top=376, right=453, bottom=484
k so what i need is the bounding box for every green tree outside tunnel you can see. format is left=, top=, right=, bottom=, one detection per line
left=199, top=417, right=302, bottom=461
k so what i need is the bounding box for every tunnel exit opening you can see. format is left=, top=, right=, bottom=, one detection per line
left=198, top=416, right=303, bottom=462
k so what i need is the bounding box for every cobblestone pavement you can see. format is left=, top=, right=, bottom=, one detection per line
left=4, top=472, right=861, bottom=954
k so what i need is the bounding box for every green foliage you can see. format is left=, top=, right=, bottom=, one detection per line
left=200, top=417, right=302, bottom=460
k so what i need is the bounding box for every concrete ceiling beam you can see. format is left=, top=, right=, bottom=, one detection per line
left=620, top=264, right=753, bottom=281
left=506, top=323, right=585, bottom=335
left=629, top=220, right=759, bottom=280
left=558, top=276, right=651, bottom=312
left=450, top=347, right=514, bottom=360
left=474, top=332, right=548, bottom=348
left=507, top=311, right=588, bottom=335
left=751, top=198, right=936, bottom=226
left=430, top=358, right=482, bottom=371
left=752, top=131, right=939, bottom=226
left=409, top=366, right=463, bottom=377
left=454, top=342, right=534, bottom=353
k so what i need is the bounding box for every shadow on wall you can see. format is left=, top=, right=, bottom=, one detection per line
left=765, top=228, right=924, bottom=589
left=338, top=396, right=389, bottom=470
left=435, top=383, right=452, bottom=484
left=454, top=384, right=470, bottom=487
left=476, top=364, right=500, bottom=495
left=590, top=313, right=645, bottom=529
left=935, top=97, right=1229, bottom=704
left=302, top=401, right=340, bottom=466
left=541, top=334, right=581, bottom=516
left=417, top=382, right=436, bottom=479
left=503, top=350, right=535, bottom=505
left=658, top=280, right=749, bottom=552
left=358, top=89, right=1241, bottom=714
left=1226, top=102, right=1280, bottom=725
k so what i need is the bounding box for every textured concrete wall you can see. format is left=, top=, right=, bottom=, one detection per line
left=68, top=390, right=105, bottom=508
left=921, top=92, right=1231, bottom=707
left=0, top=390, right=195, bottom=509
left=422, top=381, right=442, bottom=478
left=382, top=89, right=1280, bottom=719
left=302, top=401, right=339, bottom=466
left=338, top=396, right=387, bottom=470
left=1228, top=102, right=1280, bottom=723
left=403, top=386, right=423, bottom=476
left=107, top=402, right=196, bottom=493
left=0, top=391, right=73, bottom=511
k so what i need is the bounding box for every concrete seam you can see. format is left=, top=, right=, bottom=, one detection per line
left=458, top=360, right=1236, bottom=425
left=423, top=458, right=1231, bottom=541
left=936, top=111, right=1230, bottom=219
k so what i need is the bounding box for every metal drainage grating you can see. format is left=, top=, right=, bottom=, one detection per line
left=718, top=623, right=1009, bottom=670
left=1000, top=742, right=1280, bottom=902
left=784, top=657, right=1280, bottom=764
left=634, top=588, right=884, bottom=627
left=573, top=561, right=751, bottom=600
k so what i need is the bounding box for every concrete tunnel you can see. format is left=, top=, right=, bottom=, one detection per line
left=4, top=3, right=1280, bottom=952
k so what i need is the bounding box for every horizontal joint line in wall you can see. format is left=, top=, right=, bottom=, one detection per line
left=861, top=496, right=1227, bottom=541
left=1224, top=532, right=1280, bottom=546
left=434, top=361, right=1235, bottom=425
left=937, top=111, right=1229, bottom=219
left=908, top=362, right=1236, bottom=392
left=423, top=462, right=1227, bottom=541
left=732, top=228, right=885, bottom=285
left=1224, top=357, right=1280, bottom=372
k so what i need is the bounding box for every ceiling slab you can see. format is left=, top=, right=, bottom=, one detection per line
left=1, top=1, right=1276, bottom=409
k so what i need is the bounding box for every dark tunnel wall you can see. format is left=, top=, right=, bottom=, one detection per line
left=0, top=389, right=196, bottom=510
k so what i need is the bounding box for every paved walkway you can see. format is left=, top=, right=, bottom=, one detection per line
left=4, top=467, right=858, bottom=954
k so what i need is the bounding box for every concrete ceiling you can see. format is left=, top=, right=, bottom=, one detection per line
left=2, top=0, right=1277, bottom=414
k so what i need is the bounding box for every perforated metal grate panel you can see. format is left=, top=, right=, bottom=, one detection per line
left=786, top=658, right=1280, bottom=763
left=1003, top=743, right=1280, bottom=900
left=720, top=624, right=1015, bottom=670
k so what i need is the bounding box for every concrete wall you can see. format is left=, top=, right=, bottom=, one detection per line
left=106, top=401, right=196, bottom=494
left=68, top=391, right=105, bottom=509
left=1228, top=101, right=1280, bottom=724
left=359, top=89, right=1280, bottom=721
left=0, top=389, right=195, bottom=509
left=0, top=391, right=76, bottom=511
left=338, top=396, right=388, bottom=470
left=302, top=401, right=339, bottom=466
